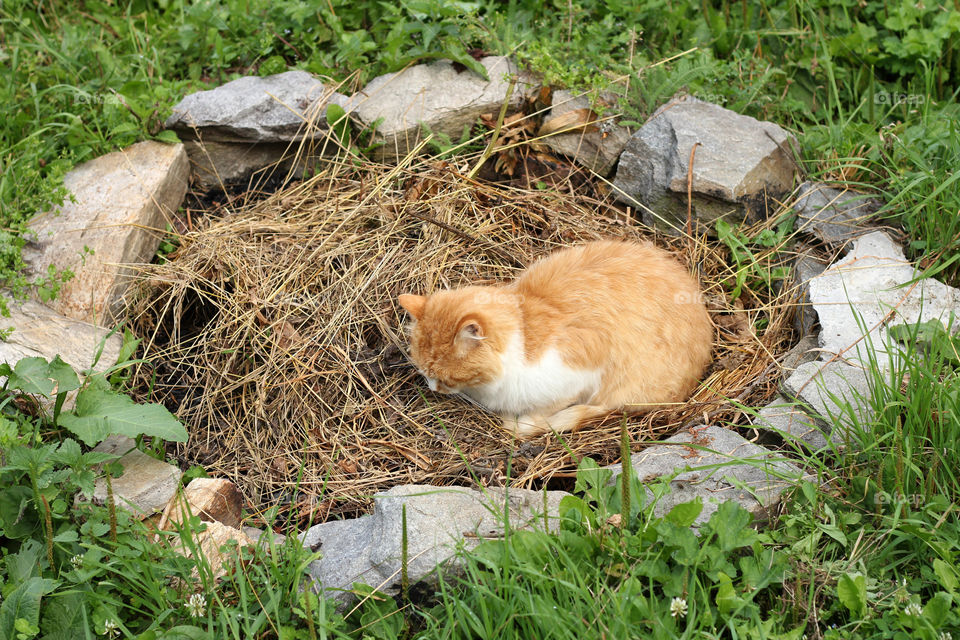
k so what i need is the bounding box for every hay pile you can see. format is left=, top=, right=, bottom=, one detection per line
left=129, top=156, right=797, bottom=522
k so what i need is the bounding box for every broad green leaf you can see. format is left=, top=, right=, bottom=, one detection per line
left=59, top=384, right=187, bottom=446
left=0, top=577, right=59, bottom=639
left=923, top=591, right=952, bottom=626
left=708, top=500, right=756, bottom=552
left=0, top=485, right=39, bottom=539
left=6, top=357, right=57, bottom=396
left=665, top=498, right=703, bottom=527
left=715, top=571, right=739, bottom=615
left=837, top=572, right=867, bottom=617
left=933, top=558, right=958, bottom=593
left=154, top=626, right=212, bottom=640
left=39, top=592, right=85, bottom=640
left=46, top=355, right=81, bottom=393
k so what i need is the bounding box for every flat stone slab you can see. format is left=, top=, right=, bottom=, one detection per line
left=783, top=359, right=874, bottom=444
left=165, top=71, right=350, bottom=143
left=809, top=231, right=960, bottom=364
left=794, top=182, right=881, bottom=246
left=613, top=96, right=796, bottom=233
left=351, top=56, right=536, bottom=160
left=88, top=435, right=182, bottom=519
left=24, top=141, right=189, bottom=324
left=302, top=484, right=567, bottom=604
left=0, top=299, right=122, bottom=376
left=752, top=395, right=829, bottom=451
left=539, top=90, right=631, bottom=176
left=605, top=426, right=802, bottom=526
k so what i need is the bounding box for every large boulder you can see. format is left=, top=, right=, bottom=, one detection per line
left=809, top=231, right=960, bottom=365
left=24, top=141, right=189, bottom=324
left=165, top=71, right=350, bottom=143
left=604, top=426, right=802, bottom=527
left=350, top=56, right=537, bottom=161
left=165, top=71, right=351, bottom=190
left=301, top=484, right=567, bottom=605
left=613, top=97, right=797, bottom=233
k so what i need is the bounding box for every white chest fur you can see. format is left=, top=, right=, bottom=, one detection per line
left=462, top=332, right=601, bottom=416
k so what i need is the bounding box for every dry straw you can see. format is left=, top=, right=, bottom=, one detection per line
left=129, top=122, right=800, bottom=523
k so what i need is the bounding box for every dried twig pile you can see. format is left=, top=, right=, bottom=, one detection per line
left=129, top=154, right=798, bottom=523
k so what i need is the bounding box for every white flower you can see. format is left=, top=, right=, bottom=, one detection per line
left=939, top=632, right=952, bottom=640
left=904, top=602, right=923, bottom=616
left=186, top=593, right=207, bottom=618
left=70, top=554, right=83, bottom=570
left=670, top=597, right=688, bottom=619
left=101, top=619, right=119, bottom=638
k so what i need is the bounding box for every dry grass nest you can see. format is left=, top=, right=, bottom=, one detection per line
left=128, top=153, right=803, bottom=525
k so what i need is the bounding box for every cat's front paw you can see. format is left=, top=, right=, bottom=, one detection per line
left=502, top=414, right=550, bottom=439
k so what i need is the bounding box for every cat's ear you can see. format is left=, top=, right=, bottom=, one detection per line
left=457, top=317, right=486, bottom=343
left=398, top=294, right=427, bottom=320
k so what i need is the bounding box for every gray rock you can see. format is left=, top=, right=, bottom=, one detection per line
left=605, top=426, right=802, bottom=527
left=86, top=443, right=182, bottom=519
left=165, top=71, right=350, bottom=143
left=351, top=56, right=537, bottom=161
left=794, top=182, right=881, bottom=246
left=780, top=334, right=821, bottom=374
left=183, top=140, right=295, bottom=190
left=539, top=90, right=631, bottom=176
left=24, top=141, right=189, bottom=324
left=0, top=299, right=122, bottom=375
left=792, top=251, right=828, bottom=336
left=783, top=360, right=874, bottom=444
left=0, top=299, right=123, bottom=411
left=752, top=395, right=829, bottom=451
left=612, top=96, right=797, bottom=234
left=302, top=484, right=567, bottom=604
left=809, top=231, right=960, bottom=365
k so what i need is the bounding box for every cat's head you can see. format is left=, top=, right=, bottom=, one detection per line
left=397, top=287, right=513, bottom=394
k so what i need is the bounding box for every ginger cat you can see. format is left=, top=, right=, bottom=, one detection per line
left=398, top=240, right=713, bottom=438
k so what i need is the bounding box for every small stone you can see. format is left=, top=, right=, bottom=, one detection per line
left=809, top=231, right=960, bottom=365
left=613, top=96, right=797, bottom=233
left=351, top=56, right=538, bottom=161
left=783, top=360, right=874, bottom=444
left=169, top=478, right=244, bottom=529
left=178, top=520, right=253, bottom=580
left=605, top=426, right=802, bottom=527
left=539, top=90, right=631, bottom=176
left=302, top=484, right=567, bottom=605
left=24, top=141, right=189, bottom=324
left=780, top=334, right=821, bottom=374
left=88, top=448, right=182, bottom=519
left=752, top=395, right=829, bottom=451
left=165, top=71, right=350, bottom=143
left=791, top=251, right=828, bottom=337
left=794, top=182, right=881, bottom=246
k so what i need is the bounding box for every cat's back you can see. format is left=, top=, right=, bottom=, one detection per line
left=515, top=240, right=698, bottom=304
